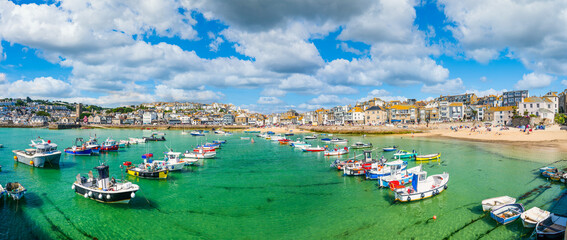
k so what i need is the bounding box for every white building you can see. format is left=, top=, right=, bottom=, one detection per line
left=488, top=106, right=515, bottom=125
left=518, top=97, right=556, bottom=123
left=143, top=112, right=157, bottom=125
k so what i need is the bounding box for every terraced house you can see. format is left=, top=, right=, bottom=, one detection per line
left=388, top=105, right=416, bottom=124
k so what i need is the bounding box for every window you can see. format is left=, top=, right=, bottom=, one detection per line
left=537, top=104, right=540, bottom=108
left=524, top=104, right=526, bottom=108
left=530, top=104, right=533, bottom=108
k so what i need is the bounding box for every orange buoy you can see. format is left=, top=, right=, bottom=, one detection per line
left=13, top=156, right=17, bottom=160
left=433, top=215, right=437, bottom=220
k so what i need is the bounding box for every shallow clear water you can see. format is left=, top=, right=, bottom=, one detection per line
left=0, top=128, right=564, bottom=239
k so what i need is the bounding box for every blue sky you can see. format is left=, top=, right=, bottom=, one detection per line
left=0, top=0, right=566, bottom=113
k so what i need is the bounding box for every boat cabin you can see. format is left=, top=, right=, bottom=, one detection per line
left=363, top=150, right=372, bottom=163
left=95, top=165, right=111, bottom=189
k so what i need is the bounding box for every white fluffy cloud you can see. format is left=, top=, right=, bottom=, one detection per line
left=465, top=88, right=507, bottom=97
left=0, top=73, right=5, bottom=83
left=308, top=94, right=353, bottom=105
left=257, top=96, right=283, bottom=105
left=421, top=78, right=466, bottom=95
left=514, top=72, right=555, bottom=90
left=2, top=77, right=78, bottom=98
left=154, top=85, right=224, bottom=103
left=440, top=0, right=567, bottom=74
left=358, top=89, right=408, bottom=102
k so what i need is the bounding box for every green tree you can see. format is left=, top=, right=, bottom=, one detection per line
left=555, top=113, right=566, bottom=125
left=36, top=111, right=50, bottom=117
left=15, top=99, right=26, bottom=106
left=79, top=113, right=92, bottom=119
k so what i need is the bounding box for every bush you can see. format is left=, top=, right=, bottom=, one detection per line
left=555, top=113, right=566, bottom=125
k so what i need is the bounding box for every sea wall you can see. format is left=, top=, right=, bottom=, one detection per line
left=297, top=125, right=425, bottom=135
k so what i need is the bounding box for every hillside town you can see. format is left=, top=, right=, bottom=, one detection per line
left=1, top=89, right=567, bottom=127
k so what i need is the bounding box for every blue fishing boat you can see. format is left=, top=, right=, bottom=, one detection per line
left=365, top=160, right=408, bottom=180
left=540, top=166, right=556, bottom=174
left=321, top=138, right=331, bottom=142
left=382, top=146, right=397, bottom=152
left=267, top=131, right=275, bottom=135
left=64, top=138, right=93, bottom=156
left=490, top=203, right=525, bottom=225
left=212, top=140, right=227, bottom=144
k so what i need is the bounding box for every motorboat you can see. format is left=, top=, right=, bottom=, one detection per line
left=391, top=171, right=449, bottom=202
left=330, top=138, right=348, bottom=144
left=382, top=146, right=398, bottom=152
left=490, top=203, right=525, bottom=225
left=212, top=140, right=227, bottom=144
left=482, top=196, right=516, bottom=211
left=73, top=163, right=139, bottom=203
left=118, top=140, right=130, bottom=148
left=343, top=161, right=366, bottom=176
left=324, top=147, right=349, bottom=156
left=415, top=153, right=441, bottom=161
left=64, top=138, right=93, bottom=156
left=12, top=139, right=62, bottom=168
left=129, top=137, right=147, bottom=144
left=321, top=138, right=331, bottom=142
left=365, top=160, right=407, bottom=180
left=100, top=138, right=119, bottom=152
left=536, top=214, right=567, bottom=239
left=214, top=130, right=226, bottom=134
left=393, top=150, right=417, bottom=159
left=378, top=165, right=423, bottom=188
left=191, top=130, right=205, bottom=136
left=521, top=207, right=550, bottom=228
left=152, top=152, right=187, bottom=171
left=5, top=182, right=26, bottom=200
left=278, top=138, right=291, bottom=145
left=243, top=130, right=260, bottom=133
left=304, top=135, right=317, bottom=140
left=184, top=147, right=216, bottom=159
left=241, top=137, right=250, bottom=140
left=290, top=140, right=310, bottom=148
left=284, top=133, right=294, bottom=136
left=351, top=142, right=372, bottom=149
left=301, top=146, right=326, bottom=152
left=143, top=132, right=166, bottom=141
left=124, top=155, right=168, bottom=179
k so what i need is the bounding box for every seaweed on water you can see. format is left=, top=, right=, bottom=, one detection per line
left=474, top=224, right=503, bottom=239
left=42, top=193, right=96, bottom=239
left=39, top=208, right=73, bottom=240
left=441, top=213, right=489, bottom=240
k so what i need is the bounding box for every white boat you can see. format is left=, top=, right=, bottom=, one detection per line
left=290, top=140, right=311, bottom=148
left=0, top=144, right=3, bottom=148
left=241, top=137, right=250, bottom=140
left=181, top=130, right=189, bottom=135
left=521, top=207, right=551, bottom=228
left=214, top=130, right=226, bottom=134
left=392, top=171, right=449, bottom=202
left=343, top=161, right=366, bottom=176
left=119, top=140, right=130, bottom=148
left=482, top=196, right=516, bottom=212
left=152, top=152, right=187, bottom=171
left=330, top=138, right=348, bottom=144
left=304, top=135, right=317, bottom=140
left=378, top=165, right=423, bottom=188
left=129, top=137, right=147, bottom=144
left=12, top=139, right=62, bottom=168
left=270, top=134, right=285, bottom=141
left=73, top=163, right=139, bottom=203
left=324, top=147, right=349, bottom=156
left=183, top=148, right=216, bottom=159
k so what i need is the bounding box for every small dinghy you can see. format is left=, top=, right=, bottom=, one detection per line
left=212, top=140, right=227, bottom=144
left=393, top=150, right=417, bottom=159
left=415, top=153, right=441, bottom=161
left=383, top=146, right=398, bottom=152
left=490, top=203, right=524, bottom=225
left=5, top=182, right=26, bottom=200
left=351, top=142, right=372, bottom=149
left=301, top=146, right=326, bottom=152
left=379, top=165, right=422, bottom=188
left=482, top=196, right=516, bottom=211
left=330, top=138, right=348, bottom=144
left=304, top=135, right=317, bottom=140
left=521, top=207, right=551, bottom=228
left=184, top=148, right=216, bottom=159
left=536, top=213, right=567, bottom=239
left=73, top=163, right=140, bottom=203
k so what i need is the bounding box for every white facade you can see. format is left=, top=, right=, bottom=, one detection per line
left=518, top=97, right=556, bottom=123
left=143, top=112, right=157, bottom=125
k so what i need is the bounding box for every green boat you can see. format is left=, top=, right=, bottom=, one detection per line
left=393, top=150, right=416, bottom=159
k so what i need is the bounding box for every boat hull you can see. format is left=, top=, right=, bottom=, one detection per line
left=100, top=145, right=119, bottom=152
left=73, top=183, right=138, bottom=203
left=490, top=204, right=524, bottom=225
left=415, top=153, right=441, bottom=161
left=13, top=151, right=62, bottom=168
left=127, top=168, right=168, bottom=179
left=64, top=148, right=92, bottom=156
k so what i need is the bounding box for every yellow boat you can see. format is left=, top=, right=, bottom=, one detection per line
left=415, top=153, right=441, bottom=161
left=126, top=165, right=168, bottom=179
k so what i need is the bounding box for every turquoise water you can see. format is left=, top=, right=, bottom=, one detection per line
left=0, top=128, right=564, bottom=239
